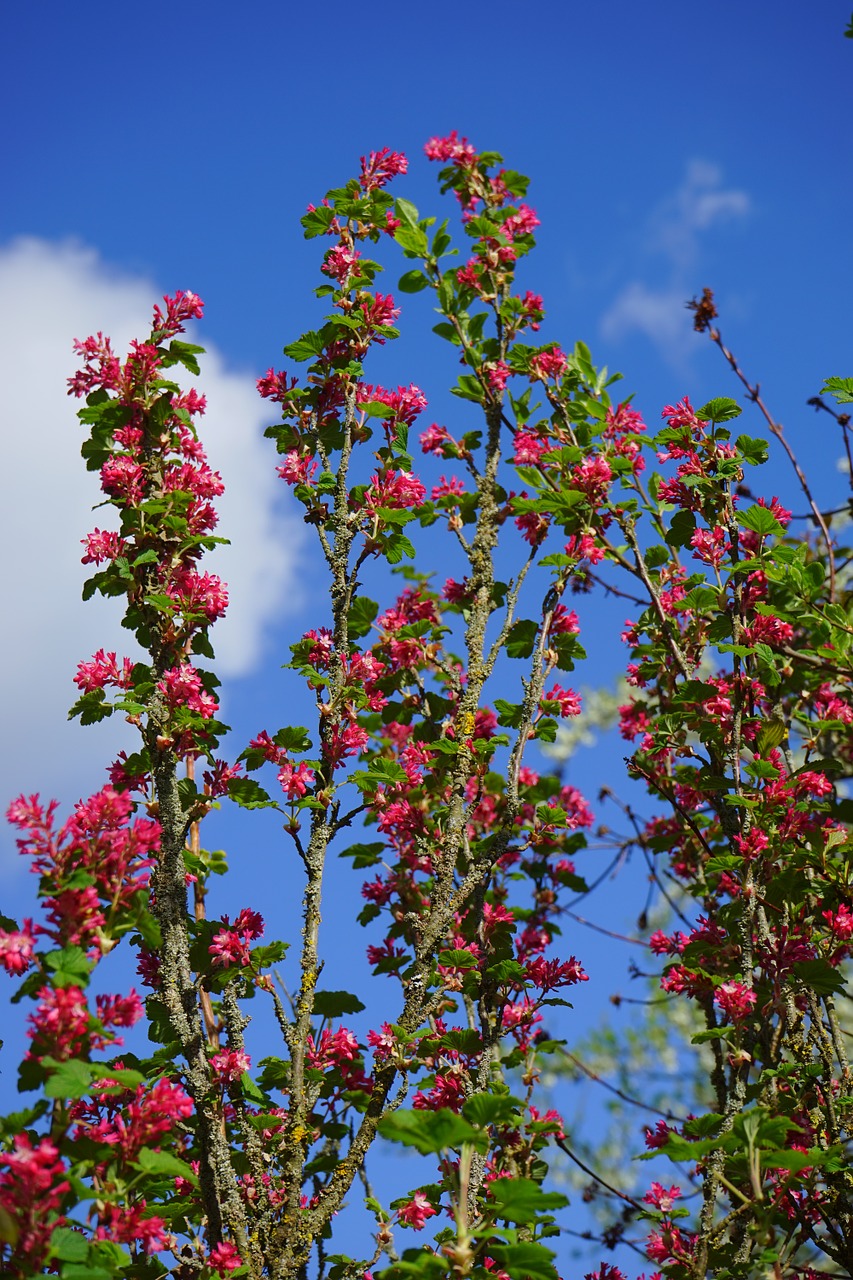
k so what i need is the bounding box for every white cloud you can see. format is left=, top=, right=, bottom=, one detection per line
left=0, top=237, right=302, bottom=851
left=600, top=282, right=695, bottom=361
left=600, top=161, right=751, bottom=364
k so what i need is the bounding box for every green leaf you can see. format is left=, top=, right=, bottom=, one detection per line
left=227, top=777, right=277, bottom=810
left=283, top=330, right=326, bottom=362
left=494, top=699, right=523, bottom=728
left=90, top=1063, right=145, bottom=1090
left=791, top=958, right=847, bottom=996
left=313, top=990, right=366, bottom=1018
left=348, top=597, right=379, bottom=640
left=462, top=1093, right=523, bottom=1128
left=487, top=1241, right=559, bottom=1280
left=367, top=759, right=409, bottom=785
left=272, top=726, right=313, bottom=752
left=439, top=948, right=479, bottom=970
left=60, top=1266, right=115, bottom=1280
left=338, top=841, right=385, bottom=868
left=804, top=559, right=825, bottom=589
left=505, top=619, right=539, bottom=659
left=735, top=434, right=769, bottom=465
left=50, top=1226, right=89, bottom=1262
left=394, top=197, right=420, bottom=229
left=665, top=509, right=696, bottom=548
left=44, top=1059, right=93, bottom=1099
left=398, top=269, right=429, bottom=293
left=489, top=1177, right=569, bottom=1223
left=379, top=1108, right=488, bottom=1154
left=44, top=946, right=92, bottom=988
left=535, top=717, right=558, bottom=743
left=136, top=1147, right=198, bottom=1183
left=384, top=532, right=415, bottom=564
left=696, top=397, right=742, bottom=423
left=486, top=959, right=526, bottom=983
left=756, top=718, right=787, bottom=755
left=821, top=376, right=853, bottom=404
left=166, top=339, right=205, bottom=375
left=740, top=504, right=783, bottom=537
left=395, top=226, right=430, bottom=256
left=643, top=544, right=670, bottom=569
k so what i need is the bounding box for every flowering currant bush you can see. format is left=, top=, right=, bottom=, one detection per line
left=1, top=135, right=852, bottom=1280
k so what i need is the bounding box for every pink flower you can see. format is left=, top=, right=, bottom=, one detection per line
left=520, top=290, right=544, bottom=322
left=157, top=664, right=219, bottom=719
left=541, top=684, right=582, bottom=718
left=322, top=244, right=361, bottom=283
left=362, top=469, right=426, bottom=512
left=28, top=985, right=92, bottom=1060
left=397, top=1190, right=438, bottom=1229
left=485, top=361, right=510, bottom=393
left=649, top=930, right=687, bottom=956
left=525, top=955, right=588, bottom=990
left=99, top=455, right=147, bottom=505
left=647, top=1224, right=693, bottom=1264
left=690, top=526, right=730, bottom=569
left=168, top=568, right=229, bottom=623
left=360, top=293, right=401, bottom=339
left=527, top=1105, right=565, bottom=1140
left=0, top=920, right=37, bottom=975
left=823, top=903, right=853, bottom=940
left=208, top=909, right=264, bottom=967
left=661, top=397, right=701, bottom=433
left=420, top=423, right=454, bottom=456
left=443, top=577, right=471, bottom=603
left=359, top=147, right=408, bottom=191
left=503, top=205, right=540, bottom=238
left=571, top=455, right=612, bottom=505
left=278, top=759, right=315, bottom=800
left=81, top=527, right=125, bottom=565
left=307, top=1027, right=360, bottom=1070
left=358, top=383, right=428, bottom=426
left=323, top=722, right=369, bottom=766
left=94, top=1201, right=170, bottom=1255
left=68, top=331, right=122, bottom=397
left=257, top=367, right=296, bottom=402
left=714, top=981, right=757, bottom=1021
left=457, top=261, right=481, bottom=289
left=209, top=1241, right=243, bottom=1275
left=210, top=1048, right=251, bottom=1084
left=233, top=909, right=264, bottom=938
left=529, top=348, right=567, bottom=381
left=432, top=475, right=465, bottom=501
left=513, top=430, right=547, bottom=464
left=367, top=1023, right=397, bottom=1060
left=202, top=758, right=243, bottom=798
left=152, top=290, right=204, bottom=333
left=550, top=604, right=580, bottom=635
left=643, top=1182, right=682, bottom=1212
left=514, top=495, right=549, bottom=547
left=0, top=1134, right=71, bottom=1272
left=644, top=1120, right=676, bottom=1149
left=756, top=494, right=792, bottom=528
left=740, top=614, right=794, bottom=647
left=96, top=990, right=144, bottom=1030
left=74, top=649, right=134, bottom=694
left=565, top=532, right=606, bottom=565
left=412, top=1072, right=466, bottom=1112
left=424, top=131, right=478, bottom=165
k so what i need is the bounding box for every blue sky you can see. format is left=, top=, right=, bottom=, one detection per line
left=1, top=1, right=851, bottom=1270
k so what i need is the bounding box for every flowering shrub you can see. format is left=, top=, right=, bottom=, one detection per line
left=1, top=134, right=852, bottom=1280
